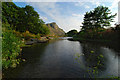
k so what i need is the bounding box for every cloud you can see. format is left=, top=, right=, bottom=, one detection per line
left=110, top=0, right=119, bottom=10
left=40, top=16, right=48, bottom=21
left=72, top=13, right=84, bottom=17
left=109, top=0, right=119, bottom=25
left=85, top=5, right=90, bottom=9
left=90, top=0, right=100, bottom=6
left=55, top=16, right=82, bottom=32
left=25, top=1, right=119, bottom=32
left=75, top=2, right=90, bottom=9
left=26, top=2, right=83, bottom=32
left=74, top=2, right=84, bottom=6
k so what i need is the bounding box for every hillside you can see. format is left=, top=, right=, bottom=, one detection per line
left=46, top=22, right=65, bottom=36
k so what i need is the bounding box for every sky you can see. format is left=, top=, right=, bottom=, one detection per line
left=13, top=0, right=119, bottom=32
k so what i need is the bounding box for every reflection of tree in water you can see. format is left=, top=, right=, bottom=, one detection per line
left=81, top=43, right=107, bottom=77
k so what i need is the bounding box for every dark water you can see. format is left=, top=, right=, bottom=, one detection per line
left=3, top=37, right=120, bottom=78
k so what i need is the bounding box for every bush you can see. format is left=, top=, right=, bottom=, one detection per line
left=22, top=31, right=36, bottom=40
left=2, top=27, right=22, bottom=69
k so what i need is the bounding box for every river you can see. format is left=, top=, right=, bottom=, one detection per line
left=3, top=37, right=120, bottom=78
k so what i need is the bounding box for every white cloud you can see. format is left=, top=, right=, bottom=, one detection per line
left=85, top=5, right=90, bottom=9
left=110, top=9, right=118, bottom=27
left=46, top=13, right=83, bottom=32
left=110, top=0, right=119, bottom=10
left=75, top=2, right=90, bottom=9
left=96, top=2, right=100, bottom=6
left=74, top=2, right=84, bottom=6
left=26, top=2, right=83, bottom=32
left=109, top=0, right=119, bottom=25
left=90, top=0, right=100, bottom=6
left=25, top=1, right=119, bottom=32
left=56, top=16, right=82, bottom=32
left=40, top=16, right=48, bottom=21
left=72, top=13, right=84, bottom=17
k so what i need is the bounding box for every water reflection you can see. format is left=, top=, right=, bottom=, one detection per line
left=100, top=47, right=119, bottom=78
left=79, top=42, right=119, bottom=78
left=3, top=39, right=120, bottom=78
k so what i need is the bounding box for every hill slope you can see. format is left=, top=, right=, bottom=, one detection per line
left=46, top=22, right=65, bottom=36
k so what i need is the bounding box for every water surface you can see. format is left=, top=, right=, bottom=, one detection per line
left=3, top=37, right=120, bottom=78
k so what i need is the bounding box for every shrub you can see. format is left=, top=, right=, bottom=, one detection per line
left=2, top=27, right=22, bottom=69
left=22, top=31, right=37, bottom=40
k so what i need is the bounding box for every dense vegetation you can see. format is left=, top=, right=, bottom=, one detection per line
left=72, top=6, right=119, bottom=42
left=2, top=2, right=50, bottom=69
left=2, top=2, right=49, bottom=35
left=2, top=26, right=21, bottom=69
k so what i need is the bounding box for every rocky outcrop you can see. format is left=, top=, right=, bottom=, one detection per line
left=46, top=22, right=65, bottom=36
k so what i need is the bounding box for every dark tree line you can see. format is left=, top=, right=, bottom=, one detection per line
left=2, top=2, right=49, bottom=35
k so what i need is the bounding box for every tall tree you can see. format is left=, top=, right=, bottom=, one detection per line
left=81, top=6, right=117, bottom=31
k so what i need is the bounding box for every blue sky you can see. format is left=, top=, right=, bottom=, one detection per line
left=13, top=0, right=119, bottom=32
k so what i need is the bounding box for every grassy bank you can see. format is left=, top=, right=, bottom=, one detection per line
left=2, top=23, right=61, bottom=69
left=2, top=24, right=49, bottom=70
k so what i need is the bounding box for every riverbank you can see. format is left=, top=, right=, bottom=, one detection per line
left=2, top=27, right=59, bottom=70
left=68, top=37, right=110, bottom=42
left=24, top=36, right=60, bottom=45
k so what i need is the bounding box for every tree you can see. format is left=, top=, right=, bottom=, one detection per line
left=2, top=2, right=50, bottom=35
left=24, top=5, right=39, bottom=32
left=81, top=6, right=117, bottom=31
left=2, top=2, right=19, bottom=28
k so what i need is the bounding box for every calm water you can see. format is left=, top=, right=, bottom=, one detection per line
left=3, top=37, right=120, bottom=78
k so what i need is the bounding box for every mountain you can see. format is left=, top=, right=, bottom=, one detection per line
left=46, top=22, right=65, bottom=36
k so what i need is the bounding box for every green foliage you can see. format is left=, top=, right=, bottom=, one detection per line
left=2, top=25, right=22, bottom=69
left=35, top=24, right=50, bottom=35
left=2, top=2, right=50, bottom=35
left=2, top=2, right=19, bottom=27
left=90, top=51, right=94, bottom=53
left=81, top=6, right=116, bottom=31
left=66, top=29, right=78, bottom=37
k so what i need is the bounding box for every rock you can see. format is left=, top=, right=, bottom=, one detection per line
left=38, top=37, right=49, bottom=43
left=46, top=22, right=65, bottom=36
left=25, top=37, right=49, bottom=45
left=25, top=41, right=34, bottom=45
